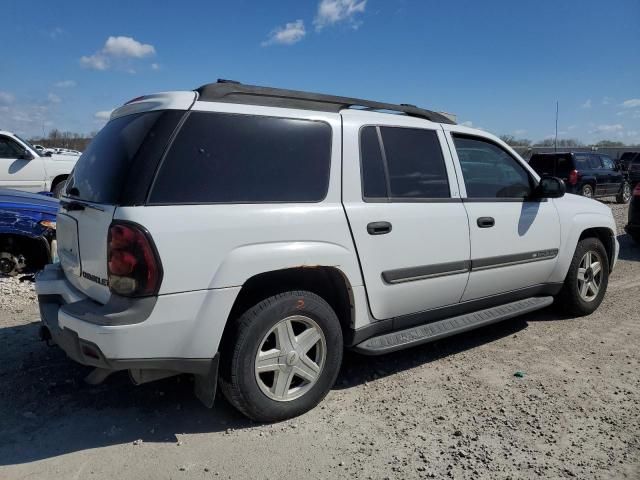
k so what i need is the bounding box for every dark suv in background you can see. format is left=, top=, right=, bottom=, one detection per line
left=619, top=151, right=640, bottom=171
left=626, top=183, right=640, bottom=244
left=529, top=152, right=631, bottom=204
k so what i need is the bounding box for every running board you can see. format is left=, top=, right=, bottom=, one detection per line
left=353, top=296, right=554, bottom=355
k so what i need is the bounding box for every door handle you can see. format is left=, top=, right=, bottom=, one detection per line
left=367, top=221, right=392, bottom=235
left=477, top=217, right=495, bottom=228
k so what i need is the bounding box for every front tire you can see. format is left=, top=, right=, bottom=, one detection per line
left=616, top=182, right=631, bottom=204
left=556, top=237, right=609, bottom=316
left=220, top=291, right=343, bottom=422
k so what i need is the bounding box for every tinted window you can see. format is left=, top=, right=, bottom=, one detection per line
left=588, top=155, right=603, bottom=169
left=556, top=156, right=573, bottom=176
left=600, top=156, right=615, bottom=170
left=0, top=137, right=23, bottom=158
left=66, top=111, right=181, bottom=204
left=454, top=135, right=532, bottom=198
left=150, top=112, right=332, bottom=204
left=574, top=154, right=590, bottom=170
left=360, top=126, right=387, bottom=198
left=529, top=155, right=555, bottom=176
left=379, top=127, right=449, bottom=198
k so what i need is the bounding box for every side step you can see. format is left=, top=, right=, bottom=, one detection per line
left=353, top=296, right=553, bottom=355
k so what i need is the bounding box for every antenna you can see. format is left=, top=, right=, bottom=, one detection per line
left=554, top=101, right=559, bottom=152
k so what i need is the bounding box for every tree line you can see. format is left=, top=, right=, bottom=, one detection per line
left=498, top=135, right=637, bottom=148
left=29, top=129, right=98, bottom=151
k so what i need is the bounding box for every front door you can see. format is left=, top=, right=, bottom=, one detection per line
left=600, top=155, right=623, bottom=195
left=443, top=127, right=561, bottom=301
left=342, top=112, right=471, bottom=320
left=0, top=136, right=46, bottom=192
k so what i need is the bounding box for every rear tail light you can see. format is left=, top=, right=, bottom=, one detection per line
left=107, top=221, right=162, bottom=297
left=568, top=169, right=579, bottom=185
left=634, top=184, right=640, bottom=197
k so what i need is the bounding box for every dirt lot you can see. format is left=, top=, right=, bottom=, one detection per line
left=0, top=201, right=638, bottom=480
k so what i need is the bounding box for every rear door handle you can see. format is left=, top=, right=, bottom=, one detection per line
left=477, top=217, right=495, bottom=228
left=367, top=221, right=392, bottom=235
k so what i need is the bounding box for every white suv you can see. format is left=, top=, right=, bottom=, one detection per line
left=0, top=131, right=78, bottom=196
left=36, top=81, right=619, bottom=421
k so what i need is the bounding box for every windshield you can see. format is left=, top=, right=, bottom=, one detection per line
left=14, top=134, right=42, bottom=157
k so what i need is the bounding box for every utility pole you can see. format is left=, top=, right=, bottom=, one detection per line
left=554, top=101, right=559, bottom=152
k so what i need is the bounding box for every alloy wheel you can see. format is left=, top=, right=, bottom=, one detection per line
left=577, top=250, right=603, bottom=302
left=254, top=315, right=326, bottom=402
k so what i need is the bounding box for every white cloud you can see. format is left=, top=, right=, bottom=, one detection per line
left=601, top=96, right=612, bottom=105
left=80, top=54, right=109, bottom=70
left=49, top=27, right=64, bottom=39
left=314, top=0, right=367, bottom=30
left=103, top=36, right=156, bottom=58
left=54, top=80, right=77, bottom=88
left=513, top=129, right=527, bottom=136
left=460, top=121, right=473, bottom=127
left=0, top=91, right=14, bottom=104
left=621, top=98, right=640, bottom=109
left=568, top=124, right=577, bottom=130
left=151, top=63, right=160, bottom=70
left=591, top=124, right=624, bottom=134
left=94, top=110, right=114, bottom=121
left=581, top=99, right=592, bottom=109
left=262, top=20, right=306, bottom=46
left=81, top=36, right=156, bottom=71
left=47, top=93, right=61, bottom=104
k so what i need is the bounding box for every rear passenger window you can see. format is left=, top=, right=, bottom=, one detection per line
left=588, top=155, right=603, bottom=169
left=601, top=156, right=615, bottom=170
left=360, top=127, right=388, bottom=198
left=149, top=112, right=332, bottom=204
left=359, top=126, right=450, bottom=200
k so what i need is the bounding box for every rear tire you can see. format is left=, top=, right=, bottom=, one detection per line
left=219, top=291, right=343, bottom=422
left=52, top=180, right=67, bottom=199
left=555, top=237, right=609, bottom=316
left=616, top=182, right=631, bottom=204
left=580, top=184, right=594, bottom=198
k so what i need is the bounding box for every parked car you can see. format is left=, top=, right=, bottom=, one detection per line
left=628, top=156, right=640, bottom=188
left=625, top=183, right=640, bottom=244
left=0, top=131, right=79, bottom=197
left=618, top=151, right=640, bottom=171
left=529, top=152, right=631, bottom=203
left=36, top=81, right=619, bottom=421
left=0, top=188, right=58, bottom=276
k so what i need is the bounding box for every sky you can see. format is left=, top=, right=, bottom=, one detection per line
left=1, top=0, right=639, bottom=144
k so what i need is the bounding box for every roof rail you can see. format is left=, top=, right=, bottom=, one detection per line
left=194, top=80, right=455, bottom=124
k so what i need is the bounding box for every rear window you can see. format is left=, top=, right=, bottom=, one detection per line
left=529, top=155, right=555, bottom=175
left=65, top=111, right=182, bottom=204
left=149, top=112, right=332, bottom=204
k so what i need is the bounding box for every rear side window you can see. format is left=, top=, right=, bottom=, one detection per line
left=149, top=112, right=332, bottom=204
left=600, top=156, right=615, bottom=170
left=66, top=111, right=183, bottom=204
left=574, top=154, right=590, bottom=170
left=359, top=126, right=450, bottom=200
left=588, top=155, right=603, bottom=169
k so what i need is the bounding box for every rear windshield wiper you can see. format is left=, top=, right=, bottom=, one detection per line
left=60, top=200, right=105, bottom=212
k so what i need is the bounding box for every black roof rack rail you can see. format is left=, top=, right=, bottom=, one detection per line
left=194, top=80, right=455, bottom=125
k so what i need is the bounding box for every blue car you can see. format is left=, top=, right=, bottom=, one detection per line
left=0, top=188, right=58, bottom=275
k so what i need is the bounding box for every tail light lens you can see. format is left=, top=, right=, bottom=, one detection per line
left=634, top=183, right=640, bottom=197
left=568, top=169, right=579, bottom=185
left=107, top=222, right=162, bottom=297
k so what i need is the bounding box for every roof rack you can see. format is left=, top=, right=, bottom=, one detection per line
left=194, top=80, right=455, bottom=125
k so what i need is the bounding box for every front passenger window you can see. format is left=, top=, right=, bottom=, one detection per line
left=453, top=135, right=533, bottom=199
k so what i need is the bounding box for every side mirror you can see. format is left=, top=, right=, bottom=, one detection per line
left=44, top=151, right=52, bottom=157
left=534, top=176, right=565, bottom=199
left=19, top=149, right=34, bottom=161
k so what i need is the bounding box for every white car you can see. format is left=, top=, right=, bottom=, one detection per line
left=0, top=131, right=79, bottom=196
left=36, top=81, right=619, bottom=421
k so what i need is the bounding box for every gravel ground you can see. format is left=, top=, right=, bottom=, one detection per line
left=0, top=201, right=638, bottom=480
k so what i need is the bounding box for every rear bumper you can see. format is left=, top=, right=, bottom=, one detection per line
left=35, top=263, right=240, bottom=374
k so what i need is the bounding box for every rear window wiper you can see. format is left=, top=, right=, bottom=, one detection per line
left=60, top=200, right=105, bottom=212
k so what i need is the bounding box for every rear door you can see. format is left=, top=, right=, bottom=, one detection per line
left=443, top=126, right=561, bottom=301
left=342, top=112, right=470, bottom=320
left=588, top=154, right=608, bottom=195
left=0, top=135, right=46, bottom=192
left=600, top=155, right=622, bottom=195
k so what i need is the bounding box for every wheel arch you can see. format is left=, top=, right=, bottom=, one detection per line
left=578, top=227, right=616, bottom=272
